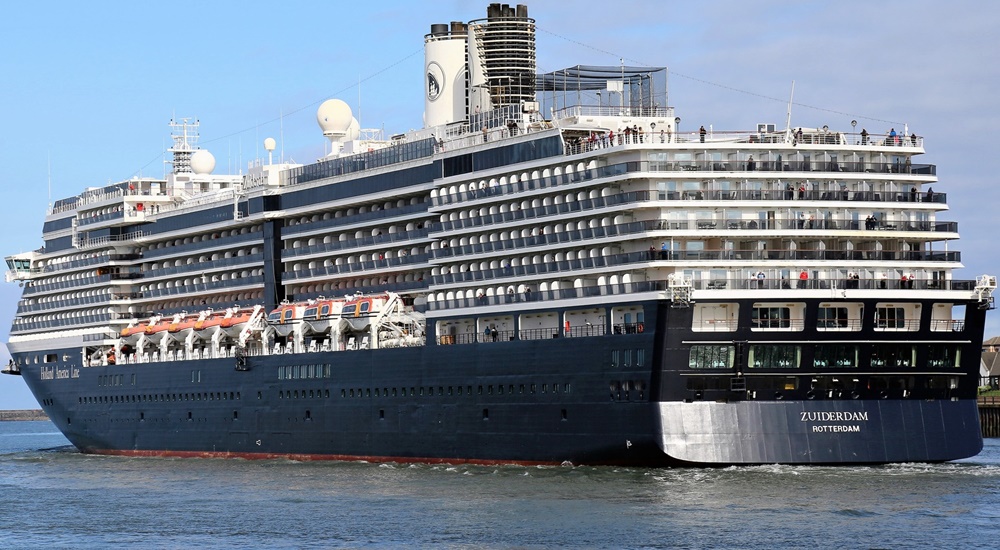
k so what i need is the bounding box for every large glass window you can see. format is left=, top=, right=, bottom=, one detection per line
left=813, top=344, right=859, bottom=368
left=688, top=345, right=735, bottom=369
left=927, top=346, right=961, bottom=368
left=749, top=345, right=800, bottom=368
left=869, top=345, right=915, bottom=368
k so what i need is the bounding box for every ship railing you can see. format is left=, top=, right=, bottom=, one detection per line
left=281, top=228, right=431, bottom=259
left=434, top=243, right=960, bottom=286
left=291, top=279, right=427, bottom=304
left=428, top=281, right=667, bottom=311
left=141, top=253, right=264, bottom=280
left=48, top=188, right=125, bottom=216
left=649, top=219, right=957, bottom=233
left=152, top=188, right=240, bottom=218
left=930, top=319, right=966, bottom=331
left=282, top=200, right=431, bottom=238
left=283, top=137, right=435, bottom=187
left=75, top=230, right=148, bottom=250
left=436, top=191, right=650, bottom=233
left=559, top=127, right=923, bottom=149
left=552, top=105, right=675, bottom=120
left=77, top=209, right=125, bottom=227
left=699, top=276, right=974, bottom=292
left=138, top=275, right=265, bottom=299
left=283, top=254, right=431, bottom=282
left=20, top=274, right=112, bottom=297
left=430, top=159, right=941, bottom=208
left=432, top=220, right=655, bottom=260
left=426, top=277, right=980, bottom=313
left=140, top=231, right=260, bottom=261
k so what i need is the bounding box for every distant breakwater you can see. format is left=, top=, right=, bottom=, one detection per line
left=0, top=409, right=48, bottom=421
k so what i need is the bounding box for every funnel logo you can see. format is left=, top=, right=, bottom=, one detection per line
left=427, top=62, right=444, bottom=101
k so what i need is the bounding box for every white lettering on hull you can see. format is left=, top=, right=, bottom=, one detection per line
left=800, top=411, right=869, bottom=422
left=811, top=425, right=861, bottom=433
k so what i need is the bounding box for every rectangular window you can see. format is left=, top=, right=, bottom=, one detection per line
left=813, top=344, right=859, bottom=368
left=876, top=307, right=906, bottom=329
left=869, top=344, right=915, bottom=368
left=817, top=307, right=849, bottom=329
left=688, top=344, right=735, bottom=369
left=749, top=344, right=801, bottom=368
left=611, top=349, right=620, bottom=368
left=752, top=306, right=791, bottom=328
left=927, top=346, right=961, bottom=368
left=636, top=349, right=646, bottom=367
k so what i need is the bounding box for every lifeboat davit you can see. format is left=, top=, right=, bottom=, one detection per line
left=194, top=311, right=224, bottom=339
left=167, top=313, right=199, bottom=340
left=220, top=307, right=255, bottom=337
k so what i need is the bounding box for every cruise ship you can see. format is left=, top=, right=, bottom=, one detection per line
left=3, top=3, right=995, bottom=466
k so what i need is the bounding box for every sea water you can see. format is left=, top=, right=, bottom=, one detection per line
left=1, top=420, right=998, bottom=548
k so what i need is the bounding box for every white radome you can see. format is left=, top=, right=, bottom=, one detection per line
left=190, top=149, right=216, bottom=175
left=316, top=99, right=353, bottom=136
left=347, top=117, right=361, bottom=141
left=263, top=137, right=276, bottom=152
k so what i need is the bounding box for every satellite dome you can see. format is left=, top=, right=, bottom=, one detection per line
left=263, top=137, right=276, bottom=151
left=190, top=149, right=216, bottom=175
left=346, top=117, right=361, bottom=141
left=316, top=99, right=353, bottom=137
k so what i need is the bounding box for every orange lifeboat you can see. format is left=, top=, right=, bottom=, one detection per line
left=120, top=321, right=153, bottom=343
left=167, top=314, right=199, bottom=339
left=220, top=307, right=257, bottom=337
left=301, top=298, right=345, bottom=334
left=266, top=301, right=304, bottom=337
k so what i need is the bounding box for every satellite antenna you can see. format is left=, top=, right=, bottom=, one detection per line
left=264, top=137, right=276, bottom=166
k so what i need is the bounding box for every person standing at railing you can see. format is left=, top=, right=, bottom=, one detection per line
left=746, top=155, right=755, bottom=171
left=889, top=128, right=897, bottom=145
left=910, top=187, right=917, bottom=202
left=926, top=187, right=934, bottom=202
left=699, top=125, right=706, bottom=143
left=860, top=128, right=868, bottom=145
left=799, top=269, right=809, bottom=289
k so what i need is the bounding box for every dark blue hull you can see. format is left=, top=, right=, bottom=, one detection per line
left=18, top=296, right=987, bottom=466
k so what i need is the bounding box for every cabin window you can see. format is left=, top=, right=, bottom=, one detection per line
left=869, top=345, right=915, bottom=368
left=817, top=307, right=849, bottom=329
left=752, top=306, right=791, bottom=329
left=749, top=345, right=801, bottom=368
left=813, top=344, right=859, bottom=368
left=875, top=306, right=908, bottom=329
left=688, top=344, right=734, bottom=369
left=927, top=346, right=961, bottom=368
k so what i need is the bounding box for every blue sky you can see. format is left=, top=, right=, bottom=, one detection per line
left=1, top=0, right=998, bottom=408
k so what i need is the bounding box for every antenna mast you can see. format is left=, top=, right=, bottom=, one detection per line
left=784, top=81, right=795, bottom=139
